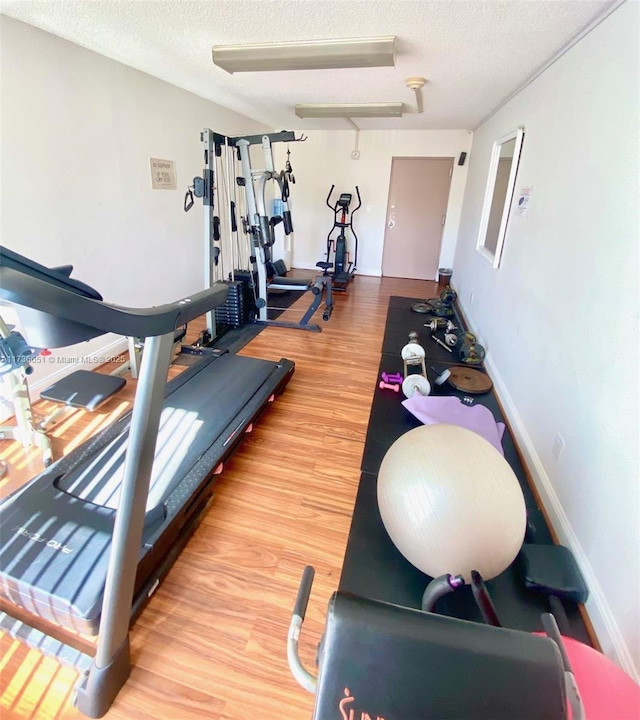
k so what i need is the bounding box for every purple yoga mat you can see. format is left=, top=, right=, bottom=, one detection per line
left=402, top=395, right=506, bottom=454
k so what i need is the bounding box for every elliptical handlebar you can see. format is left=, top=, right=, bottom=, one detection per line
left=326, top=185, right=336, bottom=210
left=352, top=185, right=362, bottom=214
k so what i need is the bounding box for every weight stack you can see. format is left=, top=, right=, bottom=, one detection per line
left=215, top=280, right=247, bottom=329
left=232, top=270, right=258, bottom=318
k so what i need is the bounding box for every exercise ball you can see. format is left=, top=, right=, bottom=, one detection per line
left=377, top=424, right=526, bottom=581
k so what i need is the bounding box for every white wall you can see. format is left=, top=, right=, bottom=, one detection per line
left=272, top=130, right=472, bottom=276
left=453, top=1, right=639, bottom=678
left=0, top=16, right=270, bottom=393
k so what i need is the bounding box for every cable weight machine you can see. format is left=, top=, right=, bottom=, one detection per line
left=185, top=129, right=240, bottom=343
left=186, top=130, right=333, bottom=335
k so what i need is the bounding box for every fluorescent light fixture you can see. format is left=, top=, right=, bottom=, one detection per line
left=295, top=103, right=404, bottom=119
left=212, top=36, right=395, bottom=73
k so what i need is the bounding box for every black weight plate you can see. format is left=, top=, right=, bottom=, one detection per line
left=440, top=287, right=457, bottom=304
left=426, top=299, right=455, bottom=317
left=459, top=342, right=486, bottom=365
left=411, top=302, right=432, bottom=314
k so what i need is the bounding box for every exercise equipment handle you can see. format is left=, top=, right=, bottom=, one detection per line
left=293, top=565, right=315, bottom=620
left=352, top=185, right=362, bottom=214
left=288, top=566, right=317, bottom=694
left=230, top=201, right=237, bottom=232
left=470, top=570, right=502, bottom=627
left=421, top=573, right=464, bottom=612
left=326, top=185, right=336, bottom=210
left=283, top=210, right=294, bottom=235
left=541, top=613, right=572, bottom=672
left=542, top=613, right=586, bottom=720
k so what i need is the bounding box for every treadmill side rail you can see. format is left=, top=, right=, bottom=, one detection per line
left=0, top=247, right=230, bottom=347
left=76, top=331, right=176, bottom=717
left=75, top=637, right=131, bottom=719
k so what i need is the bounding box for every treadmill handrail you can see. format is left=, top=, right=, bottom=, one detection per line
left=0, top=266, right=229, bottom=340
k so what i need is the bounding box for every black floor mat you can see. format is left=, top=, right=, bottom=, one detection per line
left=341, top=295, right=592, bottom=644
left=363, top=354, right=538, bottom=509
left=208, top=288, right=304, bottom=353
left=339, top=470, right=590, bottom=644
left=381, top=295, right=467, bottom=359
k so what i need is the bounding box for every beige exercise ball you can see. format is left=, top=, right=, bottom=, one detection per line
left=377, top=424, right=526, bottom=582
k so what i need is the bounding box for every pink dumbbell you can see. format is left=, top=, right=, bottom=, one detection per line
left=379, top=380, right=400, bottom=392
left=381, top=372, right=403, bottom=384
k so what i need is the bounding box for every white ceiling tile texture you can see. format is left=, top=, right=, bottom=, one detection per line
left=1, top=0, right=615, bottom=129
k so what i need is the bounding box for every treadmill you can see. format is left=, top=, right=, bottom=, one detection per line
left=0, top=247, right=294, bottom=717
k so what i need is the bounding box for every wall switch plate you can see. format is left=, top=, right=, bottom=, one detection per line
left=469, top=292, right=474, bottom=304
left=351, top=150, right=360, bottom=160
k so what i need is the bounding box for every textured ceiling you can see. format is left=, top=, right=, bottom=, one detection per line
left=0, top=0, right=618, bottom=130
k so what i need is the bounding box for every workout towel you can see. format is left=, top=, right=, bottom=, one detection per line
left=402, top=395, right=506, bottom=454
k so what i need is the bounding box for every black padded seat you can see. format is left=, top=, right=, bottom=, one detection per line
left=267, top=276, right=312, bottom=291
left=40, top=370, right=125, bottom=411
left=518, top=544, right=589, bottom=604
left=314, top=592, right=567, bottom=720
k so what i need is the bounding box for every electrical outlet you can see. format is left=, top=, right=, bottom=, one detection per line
left=552, top=433, right=564, bottom=461
left=351, top=150, right=360, bottom=160
left=366, top=204, right=372, bottom=213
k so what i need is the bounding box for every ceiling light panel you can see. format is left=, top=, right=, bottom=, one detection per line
left=212, top=36, right=395, bottom=73
left=295, top=103, right=404, bottom=119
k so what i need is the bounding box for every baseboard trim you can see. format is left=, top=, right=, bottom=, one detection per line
left=457, top=297, right=639, bottom=683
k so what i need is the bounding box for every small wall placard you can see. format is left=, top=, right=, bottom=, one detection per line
left=150, top=158, right=176, bottom=190
left=516, top=186, right=533, bottom=217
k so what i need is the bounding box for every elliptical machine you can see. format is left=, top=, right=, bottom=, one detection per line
left=317, top=185, right=361, bottom=291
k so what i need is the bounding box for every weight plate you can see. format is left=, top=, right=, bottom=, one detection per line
left=401, top=343, right=426, bottom=361
left=426, top=299, right=455, bottom=317
left=411, top=302, right=432, bottom=314
left=459, top=342, right=486, bottom=365
left=447, top=366, right=492, bottom=393
left=455, top=331, right=477, bottom=348
left=402, top=374, right=431, bottom=398
left=440, top=287, right=458, bottom=304
left=433, top=368, right=451, bottom=386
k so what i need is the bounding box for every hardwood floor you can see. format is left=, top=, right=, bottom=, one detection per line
left=0, top=274, right=438, bottom=720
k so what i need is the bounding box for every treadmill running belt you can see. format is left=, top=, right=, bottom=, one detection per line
left=0, top=352, right=293, bottom=634
left=57, top=353, right=276, bottom=510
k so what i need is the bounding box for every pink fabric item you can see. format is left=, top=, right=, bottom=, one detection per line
left=402, top=395, right=506, bottom=454
left=533, top=634, right=640, bottom=720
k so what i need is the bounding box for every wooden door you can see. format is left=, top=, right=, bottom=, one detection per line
left=382, top=157, right=454, bottom=280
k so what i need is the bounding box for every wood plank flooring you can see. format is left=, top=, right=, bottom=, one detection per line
left=0, top=274, right=437, bottom=720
